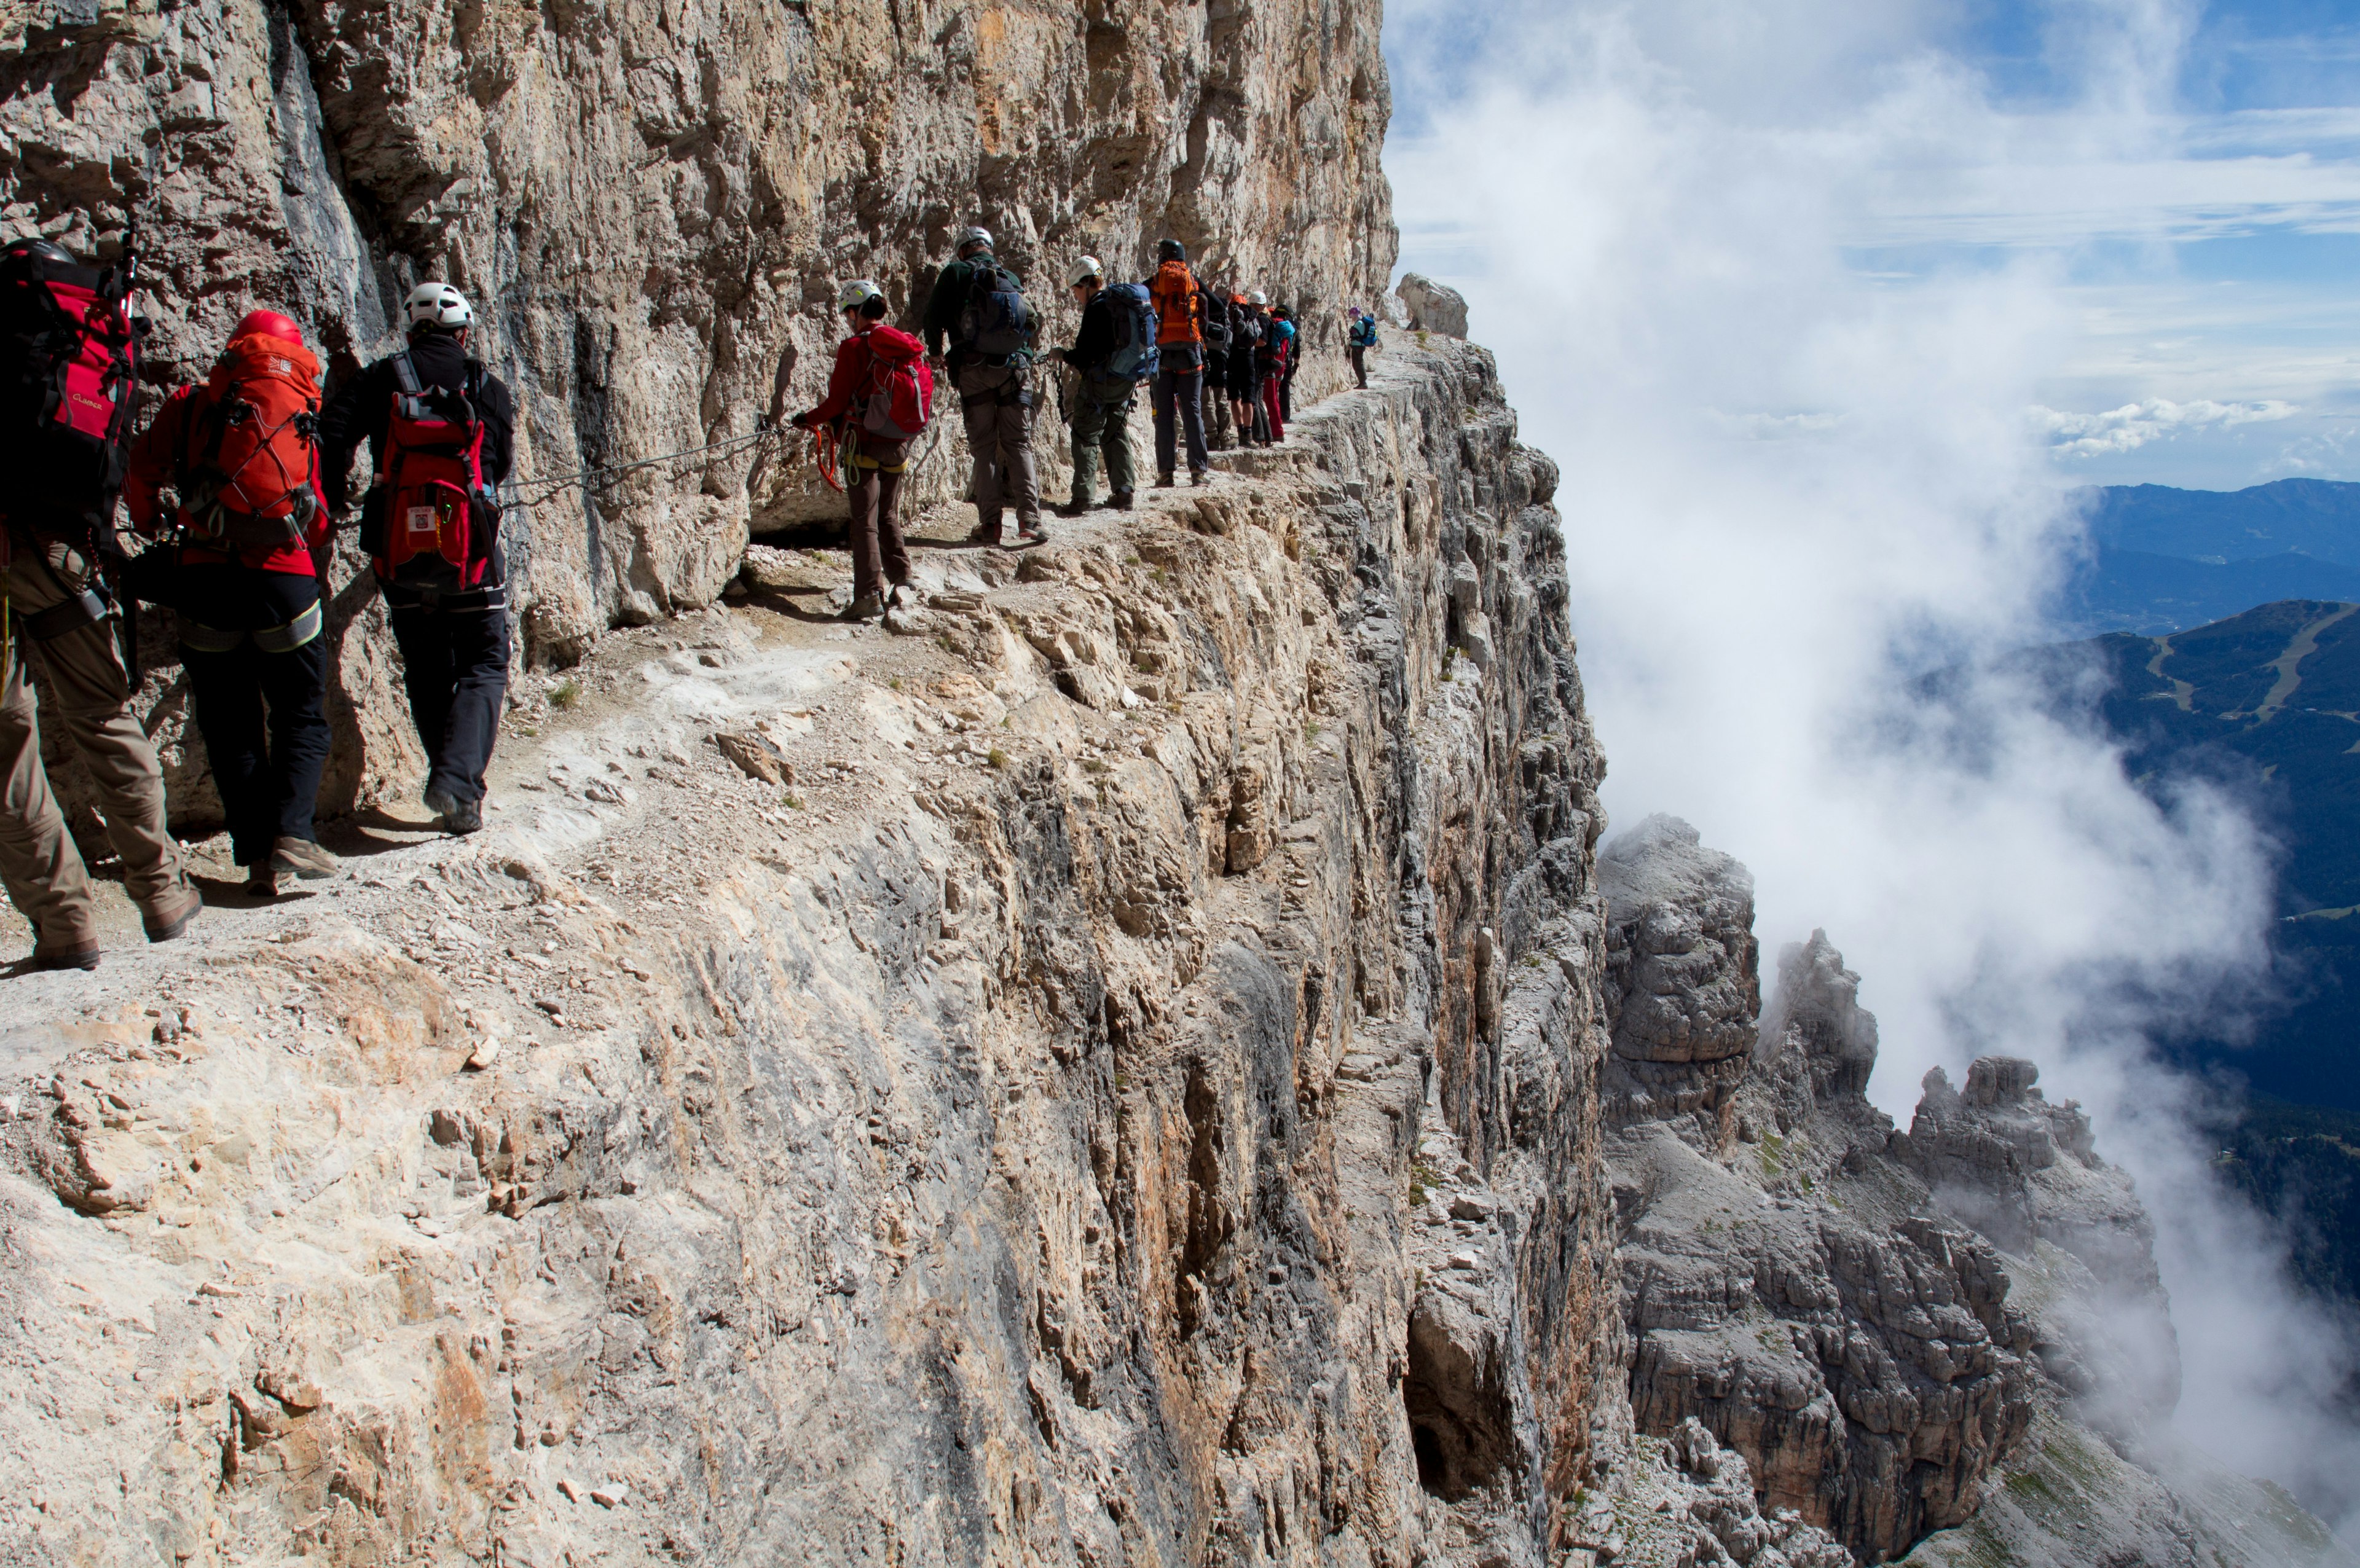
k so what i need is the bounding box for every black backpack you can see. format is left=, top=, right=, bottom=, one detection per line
left=0, top=238, right=145, bottom=525
left=958, top=259, right=1032, bottom=359
left=1202, top=299, right=1233, bottom=353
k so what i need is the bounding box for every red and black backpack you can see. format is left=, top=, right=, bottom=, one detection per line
left=371, top=352, right=492, bottom=587
left=180, top=331, right=323, bottom=554
left=0, top=236, right=145, bottom=526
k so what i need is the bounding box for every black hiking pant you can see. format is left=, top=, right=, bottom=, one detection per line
left=385, top=587, right=509, bottom=807
left=176, top=565, right=331, bottom=867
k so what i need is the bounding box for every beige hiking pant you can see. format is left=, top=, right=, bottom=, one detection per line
left=0, top=535, right=188, bottom=949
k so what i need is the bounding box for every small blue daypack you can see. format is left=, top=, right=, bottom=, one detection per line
left=1102, top=283, right=1160, bottom=382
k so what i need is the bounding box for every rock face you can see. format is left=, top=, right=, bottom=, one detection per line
left=2, top=0, right=1396, bottom=835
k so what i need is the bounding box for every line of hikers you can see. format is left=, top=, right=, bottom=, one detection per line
left=789, top=226, right=1383, bottom=619
left=1, top=235, right=515, bottom=970
left=1, top=221, right=1386, bottom=968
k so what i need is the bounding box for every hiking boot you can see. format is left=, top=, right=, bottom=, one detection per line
left=29, top=939, right=101, bottom=973
left=244, top=867, right=280, bottom=900
left=1109, top=491, right=1134, bottom=511
left=1154, top=472, right=1176, bottom=489
left=845, top=592, right=885, bottom=621
left=887, top=582, right=922, bottom=611
left=1017, top=519, right=1049, bottom=544
left=269, top=836, right=339, bottom=880
left=967, top=515, right=1004, bottom=545
left=142, top=887, right=203, bottom=944
left=1190, top=468, right=1210, bottom=487
left=426, top=783, right=484, bottom=835
left=1057, top=498, right=1093, bottom=519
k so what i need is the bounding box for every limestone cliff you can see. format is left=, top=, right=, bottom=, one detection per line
left=0, top=337, right=1632, bottom=1566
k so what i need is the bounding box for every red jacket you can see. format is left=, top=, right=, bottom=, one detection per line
left=125, top=382, right=329, bottom=576
left=799, top=323, right=930, bottom=433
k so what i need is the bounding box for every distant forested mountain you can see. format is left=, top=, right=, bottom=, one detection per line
left=2060, top=479, right=2360, bottom=634
left=2040, top=600, right=2360, bottom=1111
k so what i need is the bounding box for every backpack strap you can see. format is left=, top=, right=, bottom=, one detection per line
left=390, top=351, right=423, bottom=398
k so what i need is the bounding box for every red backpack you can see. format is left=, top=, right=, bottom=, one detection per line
left=856, top=324, right=934, bottom=441
left=181, top=332, right=322, bottom=552
left=1149, top=260, right=1203, bottom=348
left=372, top=353, right=490, bottom=587
left=0, top=238, right=144, bottom=524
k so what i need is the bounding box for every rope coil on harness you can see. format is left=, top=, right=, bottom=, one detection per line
left=812, top=425, right=843, bottom=492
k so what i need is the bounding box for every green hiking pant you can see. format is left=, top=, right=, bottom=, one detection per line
left=1069, top=376, right=1137, bottom=504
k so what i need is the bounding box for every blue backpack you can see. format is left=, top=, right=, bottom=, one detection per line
left=958, top=261, right=1032, bottom=359
left=1350, top=316, right=1379, bottom=349
left=1101, top=283, right=1160, bottom=382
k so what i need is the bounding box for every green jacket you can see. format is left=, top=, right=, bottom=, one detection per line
left=923, top=251, right=1030, bottom=363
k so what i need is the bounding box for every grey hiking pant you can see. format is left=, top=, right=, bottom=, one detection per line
left=958, top=361, right=1040, bottom=530
left=1152, top=363, right=1208, bottom=477
left=1069, top=376, right=1137, bottom=504
left=0, top=531, right=191, bottom=952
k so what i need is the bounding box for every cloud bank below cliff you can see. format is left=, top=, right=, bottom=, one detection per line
left=1386, top=0, right=2359, bottom=1534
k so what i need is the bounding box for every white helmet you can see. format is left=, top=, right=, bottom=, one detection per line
left=404, top=281, right=474, bottom=331
left=955, top=225, right=993, bottom=255
left=838, top=278, right=884, bottom=312
left=1068, top=256, right=1103, bottom=287
left=1248, top=289, right=1268, bottom=307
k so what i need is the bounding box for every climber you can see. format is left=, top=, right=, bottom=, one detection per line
left=317, top=281, right=517, bottom=837
left=1199, top=283, right=1235, bottom=450
left=1229, top=292, right=1265, bottom=445
left=1347, top=307, right=1380, bottom=390
left=789, top=280, right=934, bottom=620
left=921, top=225, right=1043, bottom=546
left=1275, top=304, right=1302, bottom=423
left=0, top=235, right=202, bottom=970
left=1045, top=257, right=1143, bottom=517
left=1254, top=294, right=1291, bottom=445
left=121, top=308, right=337, bottom=898
left=1146, top=239, right=1210, bottom=488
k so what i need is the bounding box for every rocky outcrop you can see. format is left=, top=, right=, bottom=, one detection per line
left=1600, top=816, right=1759, bottom=1148
left=1598, top=822, right=2357, bottom=1567
left=1397, top=272, right=1469, bottom=338
left=2, top=0, right=1397, bottom=838
left=1896, top=1057, right=2182, bottom=1445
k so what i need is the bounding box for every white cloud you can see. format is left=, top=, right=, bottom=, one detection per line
left=1391, top=0, right=2360, bottom=1535
left=2032, top=395, right=2300, bottom=455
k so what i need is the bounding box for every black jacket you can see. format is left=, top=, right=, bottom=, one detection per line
left=1065, top=288, right=1119, bottom=376
left=318, top=332, right=516, bottom=512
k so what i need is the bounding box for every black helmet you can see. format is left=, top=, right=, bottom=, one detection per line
left=1158, top=238, right=1186, bottom=262
left=1, top=235, right=75, bottom=267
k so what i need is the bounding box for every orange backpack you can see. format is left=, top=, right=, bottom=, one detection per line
left=182, top=332, right=322, bottom=551
left=1149, top=259, right=1202, bottom=348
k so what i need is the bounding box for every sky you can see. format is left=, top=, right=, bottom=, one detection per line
left=1390, top=0, right=2360, bottom=492
left=1380, top=0, right=2360, bottom=1532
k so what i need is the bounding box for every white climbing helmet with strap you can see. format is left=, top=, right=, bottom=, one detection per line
left=838, top=278, right=884, bottom=312
left=1068, top=256, right=1103, bottom=287
left=404, top=282, right=474, bottom=331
